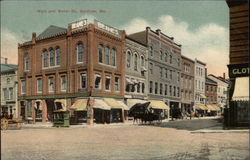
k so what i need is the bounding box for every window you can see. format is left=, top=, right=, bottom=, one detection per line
left=55, top=47, right=60, bottom=65
left=114, top=77, right=120, bottom=91
left=80, top=73, right=87, bottom=89
left=177, top=58, right=180, bottom=67
left=150, top=45, right=153, bottom=56
left=9, top=88, right=13, bottom=100
left=111, top=48, right=116, bottom=66
left=24, top=54, right=29, bottom=71
left=149, top=63, right=153, bottom=74
left=49, top=48, right=55, bottom=66
left=160, top=50, right=163, bottom=60
left=43, top=50, right=48, bottom=67
left=37, top=79, right=42, bottom=93
left=173, top=86, right=176, bottom=97
left=127, top=51, right=131, bottom=67
left=137, top=83, right=140, bottom=93
left=142, top=83, right=145, bottom=93
left=77, top=43, right=83, bottom=63
left=3, top=88, right=8, bottom=100
left=165, top=84, right=168, bottom=95
left=202, top=82, right=204, bottom=90
left=177, top=87, right=180, bottom=97
left=177, top=72, right=180, bottom=82
left=141, top=56, right=145, bottom=67
left=105, top=47, right=110, bottom=65
left=95, top=74, right=102, bottom=89
left=105, top=76, right=111, bottom=91
left=155, top=82, right=158, bottom=94
left=99, top=45, right=104, bottom=63
left=134, top=54, right=138, bottom=71
left=169, top=85, right=172, bottom=96
left=48, top=77, right=54, bottom=92
left=160, top=67, right=163, bottom=77
left=160, top=83, right=163, bottom=95
left=21, top=80, right=26, bottom=94
left=165, top=69, right=168, bottom=78
left=149, top=81, right=153, bottom=93
left=61, top=75, right=67, bottom=91
left=164, top=53, right=168, bottom=62
left=169, top=54, right=172, bottom=64
left=170, top=70, right=172, bottom=79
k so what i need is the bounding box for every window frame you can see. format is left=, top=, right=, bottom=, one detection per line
left=37, top=78, right=42, bottom=93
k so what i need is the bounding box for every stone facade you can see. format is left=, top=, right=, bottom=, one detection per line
left=194, top=59, right=206, bottom=106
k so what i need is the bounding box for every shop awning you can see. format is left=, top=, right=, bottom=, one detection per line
left=232, top=77, right=249, bottom=101
left=94, top=99, right=111, bottom=110
left=127, top=99, right=147, bottom=109
left=200, top=94, right=207, bottom=99
left=70, top=99, right=87, bottom=111
left=117, top=100, right=130, bottom=110
left=148, top=100, right=169, bottom=110
left=195, top=104, right=208, bottom=110
left=103, top=98, right=123, bottom=109
left=54, top=99, right=67, bottom=111
left=207, top=105, right=217, bottom=111
left=211, top=104, right=221, bottom=111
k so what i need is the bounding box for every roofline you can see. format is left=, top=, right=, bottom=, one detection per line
left=181, top=55, right=195, bottom=63
left=125, top=35, right=147, bottom=47
left=208, top=74, right=229, bottom=84
left=195, top=58, right=206, bottom=65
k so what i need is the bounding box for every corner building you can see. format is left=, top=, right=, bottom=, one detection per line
left=18, top=20, right=126, bottom=123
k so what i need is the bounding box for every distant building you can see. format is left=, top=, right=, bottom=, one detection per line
left=129, top=27, right=181, bottom=116
left=180, top=55, right=195, bottom=114
left=194, top=59, right=206, bottom=107
left=205, top=77, right=217, bottom=105
left=124, top=36, right=148, bottom=108
left=226, top=0, right=249, bottom=127
left=17, top=20, right=127, bottom=123
left=1, top=62, right=18, bottom=118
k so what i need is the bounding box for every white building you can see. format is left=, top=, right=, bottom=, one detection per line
left=208, top=74, right=229, bottom=108
left=194, top=59, right=206, bottom=106
left=1, top=63, right=18, bottom=118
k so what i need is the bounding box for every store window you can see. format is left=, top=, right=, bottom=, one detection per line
left=95, top=74, right=102, bottom=89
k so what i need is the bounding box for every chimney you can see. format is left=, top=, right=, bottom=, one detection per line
left=223, top=73, right=225, bottom=79
left=32, top=32, right=36, bottom=44
left=156, top=29, right=161, bottom=35
left=5, top=58, right=7, bottom=64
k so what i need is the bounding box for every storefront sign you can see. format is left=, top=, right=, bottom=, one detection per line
left=71, top=19, right=87, bottom=30
left=228, top=63, right=249, bottom=78
left=94, top=19, right=121, bottom=37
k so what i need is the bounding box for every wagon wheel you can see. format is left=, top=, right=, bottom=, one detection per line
left=1, top=118, right=9, bottom=130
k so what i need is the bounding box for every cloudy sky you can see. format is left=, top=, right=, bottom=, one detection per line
left=1, top=0, right=229, bottom=77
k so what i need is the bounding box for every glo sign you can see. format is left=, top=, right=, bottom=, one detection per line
left=229, top=64, right=249, bottom=78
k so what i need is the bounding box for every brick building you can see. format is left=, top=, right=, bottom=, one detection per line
left=205, top=77, right=217, bottom=104
left=17, top=19, right=127, bottom=123
left=226, top=0, right=249, bottom=127
left=180, top=55, right=195, bottom=114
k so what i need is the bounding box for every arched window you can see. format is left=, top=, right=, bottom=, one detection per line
left=127, top=50, right=131, bottom=68
left=169, top=54, right=172, bottom=64
left=134, top=53, right=138, bottom=71
left=49, top=48, right=55, bottom=66
left=105, top=46, right=110, bottom=65
left=141, top=56, right=145, bottom=67
left=98, top=44, right=104, bottom=63
left=77, top=42, right=83, bottom=63
left=43, top=50, right=48, bottom=67
left=111, top=48, right=116, bottom=66
left=165, top=52, right=168, bottom=62
left=55, top=47, right=60, bottom=66
left=24, top=54, right=29, bottom=71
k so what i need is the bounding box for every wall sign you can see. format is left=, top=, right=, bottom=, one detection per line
left=71, top=19, right=87, bottom=30
left=228, top=63, right=249, bottom=78
left=94, top=19, right=121, bottom=38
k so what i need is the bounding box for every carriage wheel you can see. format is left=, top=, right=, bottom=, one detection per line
left=1, top=119, right=8, bottom=130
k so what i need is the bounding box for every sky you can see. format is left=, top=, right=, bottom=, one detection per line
left=1, top=0, right=229, bottom=77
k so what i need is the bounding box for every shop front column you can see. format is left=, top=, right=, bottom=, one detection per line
left=41, top=100, right=48, bottom=122
left=32, top=100, right=36, bottom=124
left=87, top=97, right=94, bottom=125
left=121, top=109, right=125, bottom=123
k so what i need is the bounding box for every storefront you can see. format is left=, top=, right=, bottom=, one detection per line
left=227, top=63, right=250, bottom=127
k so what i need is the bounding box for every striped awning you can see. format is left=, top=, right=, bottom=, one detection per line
left=94, top=99, right=111, bottom=110
left=103, top=98, right=123, bottom=109
left=195, top=104, right=208, bottom=110
left=70, top=99, right=87, bottom=111
left=148, top=100, right=169, bottom=110
left=232, top=77, right=249, bottom=101
left=117, top=100, right=129, bottom=110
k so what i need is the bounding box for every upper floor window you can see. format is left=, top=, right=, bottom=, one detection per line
left=94, top=74, right=102, bottom=89
left=141, top=56, right=145, bottom=67
left=142, top=83, right=145, bottom=93
left=150, top=45, right=153, bottom=56
left=77, top=42, right=83, bottom=63
left=160, top=50, right=163, bottom=60
left=169, top=54, right=172, bottom=64
left=48, top=77, right=54, bottom=93
left=21, top=80, right=26, bottom=94
left=165, top=69, right=168, bottom=78
left=169, top=85, right=172, bottom=96
left=155, top=82, right=158, bottom=94
left=3, top=88, right=8, bottom=100
left=105, top=76, right=111, bottom=91
left=80, top=73, right=87, bottom=89
left=98, top=44, right=104, bottom=63
left=164, top=53, right=168, bottom=62
left=170, top=70, right=172, bottom=79
left=177, top=72, right=180, bottom=82
left=134, top=54, right=138, bottom=71
left=127, top=50, right=131, bottom=68
left=137, top=83, right=140, bottom=93
left=149, top=63, right=153, bottom=74
left=160, top=83, right=163, bottom=95
left=42, top=50, right=48, bottom=68
left=9, top=88, right=13, bottom=100
left=177, top=87, right=180, bottom=97
left=37, top=79, right=42, bottom=93
left=105, top=47, right=110, bottom=65
left=49, top=48, right=55, bottom=66
left=165, top=84, right=168, bottom=95
left=177, top=58, right=180, bottom=67
left=61, top=75, right=67, bottom=91
left=24, top=54, right=29, bottom=71
left=55, top=47, right=60, bottom=66
left=160, top=67, right=163, bottom=77
left=149, top=81, right=153, bottom=93
left=173, top=86, right=176, bottom=97
left=114, top=77, right=120, bottom=91
left=111, top=48, right=116, bottom=66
